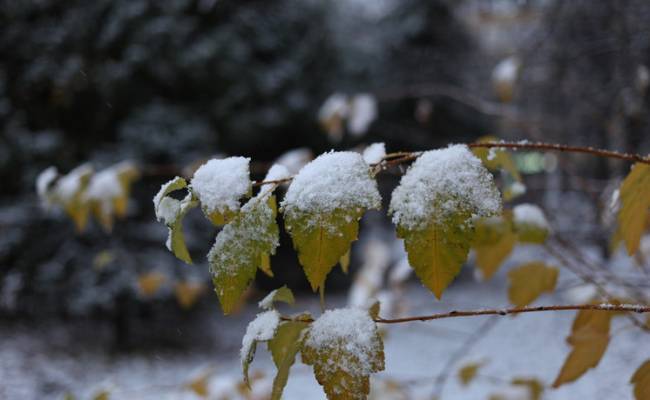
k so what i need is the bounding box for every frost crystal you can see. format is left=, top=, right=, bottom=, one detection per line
left=390, top=144, right=501, bottom=229
left=513, top=203, right=549, bottom=230
left=362, top=142, right=386, bottom=165
left=191, top=157, right=251, bottom=215
left=281, top=151, right=381, bottom=218
left=240, top=310, right=280, bottom=366
left=305, top=308, right=381, bottom=376
left=348, top=94, right=377, bottom=136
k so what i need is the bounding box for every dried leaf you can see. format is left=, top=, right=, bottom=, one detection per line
left=552, top=310, right=612, bottom=387
left=631, top=360, right=650, bottom=400
left=185, top=371, right=212, bottom=398
left=473, top=215, right=516, bottom=280
left=174, top=281, right=205, bottom=309
left=137, top=272, right=166, bottom=297
left=508, top=262, right=558, bottom=307
left=458, top=362, right=483, bottom=386
left=618, top=163, right=650, bottom=255
left=511, top=377, right=544, bottom=400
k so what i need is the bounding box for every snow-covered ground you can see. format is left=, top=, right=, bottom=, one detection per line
left=1, top=260, right=646, bottom=400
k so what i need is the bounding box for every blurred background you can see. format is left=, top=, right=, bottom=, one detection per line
left=2, top=0, right=650, bottom=399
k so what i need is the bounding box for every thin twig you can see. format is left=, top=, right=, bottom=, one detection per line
left=466, top=141, right=650, bottom=164
left=281, top=303, right=650, bottom=325
left=253, top=140, right=650, bottom=187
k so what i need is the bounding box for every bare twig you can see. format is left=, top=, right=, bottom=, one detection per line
left=282, top=303, right=650, bottom=325
left=253, top=140, right=649, bottom=187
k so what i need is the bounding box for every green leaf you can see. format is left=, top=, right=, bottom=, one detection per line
left=302, top=308, right=385, bottom=400
left=268, top=320, right=309, bottom=400
left=259, top=286, right=296, bottom=310
left=631, top=360, right=650, bottom=400
left=396, top=210, right=475, bottom=299
left=508, top=262, right=558, bottom=307
left=618, top=163, right=650, bottom=255
left=209, top=194, right=280, bottom=314
left=285, top=209, right=363, bottom=292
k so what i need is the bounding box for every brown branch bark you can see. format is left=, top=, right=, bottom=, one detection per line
left=253, top=140, right=650, bottom=187
left=281, top=303, right=650, bottom=325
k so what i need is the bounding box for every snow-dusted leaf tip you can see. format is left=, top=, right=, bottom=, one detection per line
left=241, top=310, right=281, bottom=386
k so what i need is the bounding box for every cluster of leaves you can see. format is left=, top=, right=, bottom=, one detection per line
left=239, top=287, right=384, bottom=400
left=37, top=161, right=140, bottom=232
left=152, top=142, right=650, bottom=399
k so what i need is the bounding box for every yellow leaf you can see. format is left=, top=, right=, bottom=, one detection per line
left=389, top=146, right=501, bottom=299
left=302, top=308, right=384, bottom=400
left=174, top=281, right=205, bottom=309
left=552, top=310, right=612, bottom=387
left=137, top=272, right=167, bottom=297
left=472, top=136, right=522, bottom=182
left=511, top=377, right=544, bottom=400
left=473, top=215, right=516, bottom=280
left=209, top=194, right=279, bottom=314
left=508, top=262, right=558, bottom=307
left=153, top=177, right=198, bottom=264
left=396, top=211, right=474, bottom=299
left=618, top=163, right=650, bottom=255
left=92, top=390, right=109, bottom=400
left=185, top=370, right=212, bottom=398
left=631, top=360, right=650, bottom=400
left=513, top=204, right=550, bottom=244
left=260, top=253, right=274, bottom=277
left=268, top=320, right=309, bottom=400
left=340, top=250, right=351, bottom=274
left=259, top=286, right=295, bottom=310
left=285, top=209, right=363, bottom=292
left=458, top=362, right=483, bottom=386
left=92, top=250, right=115, bottom=270
left=281, top=151, right=381, bottom=293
